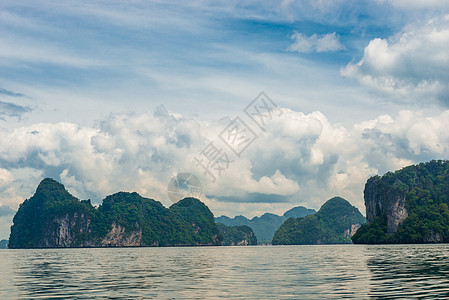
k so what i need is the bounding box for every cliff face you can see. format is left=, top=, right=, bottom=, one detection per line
left=352, top=160, right=449, bottom=244
left=101, top=223, right=142, bottom=247
left=32, top=213, right=144, bottom=248
left=344, top=223, right=362, bottom=238
left=9, top=179, right=96, bottom=248
left=364, top=176, right=408, bottom=234
left=9, top=178, right=221, bottom=248
left=42, top=213, right=92, bottom=247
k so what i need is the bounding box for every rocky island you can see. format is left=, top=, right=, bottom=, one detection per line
left=9, top=178, right=231, bottom=248
left=272, top=197, right=366, bottom=245
left=352, top=160, right=449, bottom=244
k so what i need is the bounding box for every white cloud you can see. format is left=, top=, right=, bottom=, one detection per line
left=288, top=32, right=345, bottom=53
left=342, top=15, right=449, bottom=104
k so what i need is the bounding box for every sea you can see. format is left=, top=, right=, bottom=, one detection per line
left=1, top=244, right=449, bottom=299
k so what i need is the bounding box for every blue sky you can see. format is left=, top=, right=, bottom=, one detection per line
left=1, top=0, right=449, bottom=239
left=0, top=0, right=412, bottom=124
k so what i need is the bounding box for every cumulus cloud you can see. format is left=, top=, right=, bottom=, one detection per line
left=288, top=32, right=345, bottom=53
left=0, top=107, right=206, bottom=203
left=342, top=15, right=449, bottom=104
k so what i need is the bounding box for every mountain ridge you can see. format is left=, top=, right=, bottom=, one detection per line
left=215, top=205, right=316, bottom=244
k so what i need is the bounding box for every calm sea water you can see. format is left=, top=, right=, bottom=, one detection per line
left=1, top=244, right=449, bottom=299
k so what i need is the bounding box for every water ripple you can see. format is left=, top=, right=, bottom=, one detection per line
left=1, top=245, right=449, bottom=298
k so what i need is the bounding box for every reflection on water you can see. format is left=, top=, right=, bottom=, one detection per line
left=1, top=245, right=449, bottom=298
left=365, top=245, right=449, bottom=298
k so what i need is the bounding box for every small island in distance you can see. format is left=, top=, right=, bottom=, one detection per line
left=0, top=239, right=8, bottom=249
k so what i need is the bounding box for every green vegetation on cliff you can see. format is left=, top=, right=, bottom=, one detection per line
left=9, top=178, right=96, bottom=248
left=9, top=178, right=221, bottom=248
left=216, top=223, right=257, bottom=246
left=272, top=197, right=366, bottom=245
left=352, top=160, right=449, bottom=244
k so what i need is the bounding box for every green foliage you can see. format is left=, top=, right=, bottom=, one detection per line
left=351, top=215, right=389, bottom=244
left=9, top=178, right=96, bottom=248
left=352, top=160, right=449, bottom=244
left=272, top=215, right=330, bottom=245
left=317, top=197, right=366, bottom=234
left=9, top=179, right=221, bottom=248
left=216, top=223, right=257, bottom=246
left=272, top=197, right=366, bottom=245
left=169, top=197, right=220, bottom=245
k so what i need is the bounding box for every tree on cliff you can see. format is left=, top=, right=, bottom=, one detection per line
left=352, top=160, right=449, bottom=244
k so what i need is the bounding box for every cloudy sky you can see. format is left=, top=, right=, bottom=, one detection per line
left=1, top=0, right=449, bottom=239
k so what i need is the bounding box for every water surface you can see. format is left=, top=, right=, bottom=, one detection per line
left=1, top=244, right=449, bottom=298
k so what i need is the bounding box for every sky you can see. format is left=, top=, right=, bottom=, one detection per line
left=1, top=0, right=449, bottom=239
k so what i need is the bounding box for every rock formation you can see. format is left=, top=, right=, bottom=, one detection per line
left=364, top=176, right=409, bottom=234
left=352, top=160, right=449, bottom=244
left=9, top=178, right=221, bottom=248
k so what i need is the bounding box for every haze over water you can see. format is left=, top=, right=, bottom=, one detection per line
left=1, top=244, right=449, bottom=298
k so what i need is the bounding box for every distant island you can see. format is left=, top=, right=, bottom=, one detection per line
left=216, top=206, right=316, bottom=244
left=8, top=178, right=255, bottom=248
left=353, top=160, right=449, bottom=244
left=0, top=239, right=8, bottom=249
left=216, top=223, right=257, bottom=246
left=272, top=197, right=366, bottom=245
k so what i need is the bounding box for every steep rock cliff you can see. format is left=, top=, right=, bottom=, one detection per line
left=101, top=223, right=142, bottom=247
left=364, top=176, right=409, bottom=234
left=9, top=178, right=221, bottom=248
left=352, top=160, right=449, bottom=244
left=9, top=179, right=96, bottom=248
left=42, top=212, right=93, bottom=247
